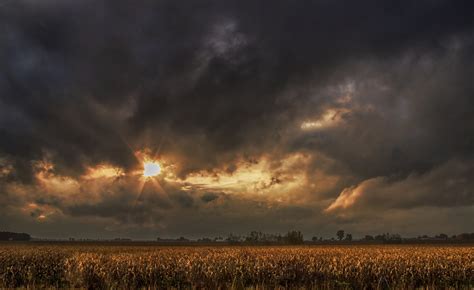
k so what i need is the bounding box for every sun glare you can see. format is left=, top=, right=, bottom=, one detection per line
left=143, top=162, right=161, bottom=177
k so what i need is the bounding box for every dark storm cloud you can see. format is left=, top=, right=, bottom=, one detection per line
left=0, top=0, right=138, bottom=182
left=1, top=0, right=474, bottom=237
left=293, top=40, right=474, bottom=180
left=1, top=0, right=473, bottom=178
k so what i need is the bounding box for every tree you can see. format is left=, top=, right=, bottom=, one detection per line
left=312, top=236, right=319, bottom=242
left=345, top=233, right=352, bottom=241
left=285, top=230, right=304, bottom=244
left=226, top=234, right=241, bottom=243
left=245, top=231, right=264, bottom=243
left=336, top=230, right=345, bottom=241
left=436, top=233, right=448, bottom=240
left=364, top=235, right=374, bottom=241
left=389, top=234, right=402, bottom=241
left=375, top=234, right=386, bottom=241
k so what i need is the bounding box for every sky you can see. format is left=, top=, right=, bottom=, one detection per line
left=0, top=0, right=473, bottom=239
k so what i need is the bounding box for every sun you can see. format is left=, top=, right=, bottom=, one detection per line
left=143, top=161, right=161, bottom=177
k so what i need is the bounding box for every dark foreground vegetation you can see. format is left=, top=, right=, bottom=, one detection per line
left=0, top=243, right=472, bottom=289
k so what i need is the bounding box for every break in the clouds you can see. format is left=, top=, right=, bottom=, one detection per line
left=0, top=0, right=473, bottom=239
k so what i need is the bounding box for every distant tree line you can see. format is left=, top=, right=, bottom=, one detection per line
left=3, top=230, right=474, bottom=244
left=0, top=232, right=31, bottom=241
left=158, top=230, right=305, bottom=245
left=223, top=230, right=304, bottom=244
left=242, top=230, right=304, bottom=244
left=170, top=230, right=474, bottom=245
left=315, top=231, right=474, bottom=244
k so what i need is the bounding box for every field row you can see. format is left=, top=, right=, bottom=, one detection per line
left=0, top=244, right=473, bottom=288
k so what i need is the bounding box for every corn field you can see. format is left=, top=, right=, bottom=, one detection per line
left=0, top=244, right=472, bottom=289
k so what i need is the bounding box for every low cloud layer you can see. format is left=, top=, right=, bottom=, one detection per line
left=0, top=0, right=473, bottom=238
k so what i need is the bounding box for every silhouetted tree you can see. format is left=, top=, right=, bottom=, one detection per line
left=390, top=234, right=402, bottom=241
left=436, top=233, right=448, bottom=240
left=226, top=234, right=241, bottom=243
left=345, top=233, right=352, bottom=241
left=336, top=230, right=345, bottom=241
left=285, top=230, right=304, bottom=244
left=374, top=234, right=385, bottom=241
left=246, top=231, right=264, bottom=243
left=364, top=235, right=374, bottom=241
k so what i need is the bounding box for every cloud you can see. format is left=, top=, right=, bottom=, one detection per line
left=0, top=0, right=473, bottom=237
left=1, top=0, right=473, bottom=178
left=326, top=159, right=474, bottom=212
left=201, top=192, right=219, bottom=203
